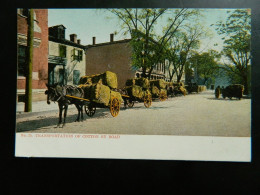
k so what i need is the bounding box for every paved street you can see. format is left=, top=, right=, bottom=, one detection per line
left=16, top=90, right=251, bottom=137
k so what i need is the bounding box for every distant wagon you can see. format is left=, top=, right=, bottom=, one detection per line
left=172, top=82, right=187, bottom=96
left=149, top=79, right=168, bottom=101
left=122, top=78, right=152, bottom=108
left=222, top=84, right=244, bottom=100
left=165, top=81, right=175, bottom=97
left=186, top=82, right=199, bottom=94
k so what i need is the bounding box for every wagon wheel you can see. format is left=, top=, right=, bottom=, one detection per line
left=85, top=103, right=96, bottom=117
left=127, top=99, right=135, bottom=108
left=159, top=91, right=167, bottom=101
left=144, top=94, right=152, bottom=108
left=215, top=91, right=220, bottom=99
left=110, top=97, right=120, bottom=117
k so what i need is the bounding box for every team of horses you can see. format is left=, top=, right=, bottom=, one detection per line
left=45, top=83, right=86, bottom=127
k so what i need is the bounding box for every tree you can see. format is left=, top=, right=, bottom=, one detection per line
left=166, top=24, right=204, bottom=82
left=189, top=50, right=221, bottom=85
left=108, top=8, right=201, bottom=78
left=214, top=9, right=251, bottom=94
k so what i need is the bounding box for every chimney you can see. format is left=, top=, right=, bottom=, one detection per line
left=92, top=37, right=96, bottom=45
left=77, top=39, right=81, bottom=44
left=70, top=34, right=77, bottom=43
left=110, top=33, right=114, bottom=42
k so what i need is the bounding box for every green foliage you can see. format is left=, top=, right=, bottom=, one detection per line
left=165, top=23, right=206, bottom=82
left=189, top=50, right=220, bottom=84
left=108, top=8, right=202, bottom=78
left=214, top=9, right=251, bottom=94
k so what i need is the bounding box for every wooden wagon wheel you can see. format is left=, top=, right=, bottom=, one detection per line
left=144, top=94, right=152, bottom=108
left=215, top=91, right=220, bottom=99
left=127, top=99, right=134, bottom=108
left=85, top=103, right=96, bottom=117
left=159, top=91, right=167, bottom=101
left=110, top=97, right=120, bottom=117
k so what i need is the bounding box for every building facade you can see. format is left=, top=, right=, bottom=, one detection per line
left=85, top=34, right=182, bottom=89
left=48, top=25, right=86, bottom=86
left=17, top=9, right=48, bottom=102
left=85, top=37, right=134, bottom=89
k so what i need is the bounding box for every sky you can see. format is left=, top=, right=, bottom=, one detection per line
left=47, top=8, right=237, bottom=55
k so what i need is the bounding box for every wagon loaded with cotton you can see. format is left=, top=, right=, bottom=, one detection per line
left=172, top=82, right=187, bottom=96
left=222, top=84, right=244, bottom=100
left=122, top=77, right=152, bottom=108
left=74, top=71, right=123, bottom=117
left=149, top=79, right=168, bottom=101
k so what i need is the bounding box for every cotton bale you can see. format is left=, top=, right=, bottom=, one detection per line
left=110, top=91, right=123, bottom=104
left=135, top=77, right=150, bottom=89
left=126, top=79, right=136, bottom=86
left=150, top=79, right=166, bottom=89
left=126, top=85, right=144, bottom=99
left=91, top=80, right=111, bottom=106
left=91, top=71, right=118, bottom=89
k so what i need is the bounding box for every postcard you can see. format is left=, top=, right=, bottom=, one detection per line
left=16, top=8, right=251, bottom=161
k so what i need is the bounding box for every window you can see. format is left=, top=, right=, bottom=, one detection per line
left=59, top=45, right=66, bottom=58
left=78, top=50, right=83, bottom=61
left=18, top=45, right=27, bottom=76
left=71, top=49, right=83, bottom=61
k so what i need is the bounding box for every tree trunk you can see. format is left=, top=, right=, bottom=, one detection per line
left=141, top=67, right=147, bottom=78
left=177, top=74, right=182, bottom=83
left=147, top=66, right=154, bottom=79
left=24, top=9, right=34, bottom=112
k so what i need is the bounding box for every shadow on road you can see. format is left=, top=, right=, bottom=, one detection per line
left=16, top=108, right=109, bottom=132
left=206, top=97, right=242, bottom=101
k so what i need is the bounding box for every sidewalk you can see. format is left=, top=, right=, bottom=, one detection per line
left=16, top=101, right=76, bottom=113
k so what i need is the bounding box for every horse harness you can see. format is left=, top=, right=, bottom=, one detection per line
left=53, top=85, right=84, bottom=102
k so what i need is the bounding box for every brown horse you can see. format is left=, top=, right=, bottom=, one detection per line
left=45, top=83, right=85, bottom=127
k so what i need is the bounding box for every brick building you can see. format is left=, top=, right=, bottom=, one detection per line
left=85, top=34, right=172, bottom=89
left=17, top=9, right=48, bottom=102
left=48, top=25, right=86, bottom=86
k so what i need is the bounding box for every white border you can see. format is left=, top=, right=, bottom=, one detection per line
left=15, top=133, right=251, bottom=162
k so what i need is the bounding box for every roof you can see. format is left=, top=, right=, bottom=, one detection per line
left=49, top=25, right=66, bottom=29
left=86, top=39, right=131, bottom=49
left=49, top=36, right=86, bottom=49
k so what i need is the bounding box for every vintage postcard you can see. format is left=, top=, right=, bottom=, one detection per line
left=15, top=8, right=251, bottom=161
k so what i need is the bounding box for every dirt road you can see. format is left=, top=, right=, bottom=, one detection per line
left=16, top=90, right=251, bottom=137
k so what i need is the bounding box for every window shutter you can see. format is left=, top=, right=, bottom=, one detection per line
left=71, top=48, right=76, bottom=60
left=59, top=45, right=66, bottom=58
left=79, top=50, right=83, bottom=61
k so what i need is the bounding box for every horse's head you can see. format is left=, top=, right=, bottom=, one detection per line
left=45, top=83, right=62, bottom=104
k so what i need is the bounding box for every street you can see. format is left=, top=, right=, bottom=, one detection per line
left=16, top=90, right=251, bottom=137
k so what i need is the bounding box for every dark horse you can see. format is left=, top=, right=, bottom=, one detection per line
left=45, top=83, right=85, bottom=127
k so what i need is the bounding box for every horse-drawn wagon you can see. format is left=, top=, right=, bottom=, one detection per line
left=222, top=84, right=244, bottom=100
left=172, top=82, right=187, bottom=96
left=186, top=82, right=199, bottom=94
left=78, top=71, right=123, bottom=117
left=149, top=79, right=168, bottom=101
left=122, top=78, right=152, bottom=108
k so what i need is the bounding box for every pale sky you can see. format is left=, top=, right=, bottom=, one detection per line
left=47, top=8, right=240, bottom=55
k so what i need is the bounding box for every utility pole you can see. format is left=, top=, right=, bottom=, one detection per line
left=24, top=9, right=34, bottom=112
